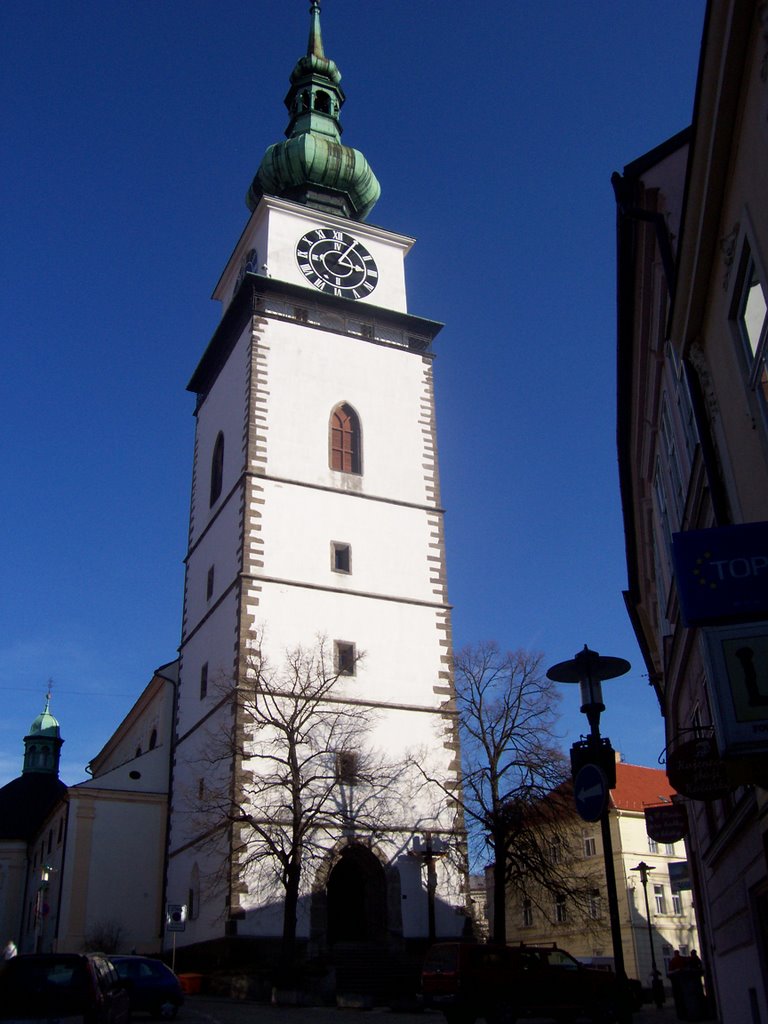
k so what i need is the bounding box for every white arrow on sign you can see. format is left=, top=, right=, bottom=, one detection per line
left=577, top=782, right=604, bottom=801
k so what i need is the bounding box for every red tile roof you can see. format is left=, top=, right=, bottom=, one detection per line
left=609, top=762, right=676, bottom=812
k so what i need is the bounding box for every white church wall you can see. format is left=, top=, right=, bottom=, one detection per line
left=165, top=834, right=231, bottom=949
left=247, top=594, right=445, bottom=707
left=258, top=484, right=441, bottom=602
left=184, top=493, right=242, bottom=632
left=259, top=318, right=433, bottom=504
left=188, top=325, right=252, bottom=549
left=57, top=789, right=166, bottom=954
left=177, top=589, right=239, bottom=738
left=79, top=745, right=169, bottom=793
left=214, top=198, right=412, bottom=315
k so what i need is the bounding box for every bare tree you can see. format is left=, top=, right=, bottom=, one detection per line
left=415, top=641, right=595, bottom=944
left=191, top=634, right=404, bottom=981
left=82, top=918, right=124, bottom=954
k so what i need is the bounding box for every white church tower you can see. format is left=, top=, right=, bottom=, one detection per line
left=167, top=4, right=466, bottom=969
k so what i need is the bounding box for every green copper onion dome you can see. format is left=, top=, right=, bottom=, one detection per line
left=28, top=693, right=61, bottom=739
left=247, top=1, right=380, bottom=221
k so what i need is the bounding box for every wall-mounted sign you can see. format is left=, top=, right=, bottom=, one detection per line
left=672, top=521, right=768, bottom=626
left=666, top=736, right=731, bottom=800
left=703, top=621, right=768, bottom=756
left=668, top=861, right=692, bottom=893
left=645, top=803, right=688, bottom=843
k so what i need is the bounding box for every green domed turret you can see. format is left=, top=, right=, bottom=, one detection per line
left=247, top=1, right=380, bottom=221
left=23, top=691, right=63, bottom=775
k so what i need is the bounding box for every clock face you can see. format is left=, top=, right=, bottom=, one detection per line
left=296, top=228, right=379, bottom=299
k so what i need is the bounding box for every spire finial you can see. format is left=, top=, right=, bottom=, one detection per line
left=308, top=1, right=324, bottom=59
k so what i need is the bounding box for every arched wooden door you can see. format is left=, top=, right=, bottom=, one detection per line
left=326, top=845, right=387, bottom=944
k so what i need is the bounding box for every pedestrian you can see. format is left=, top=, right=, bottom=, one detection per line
left=668, top=949, right=685, bottom=973
left=689, top=949, right=703, bottom=974
left=3, top=939, right=17, bottom=959
left=650, top=967, right=665, bottom=1008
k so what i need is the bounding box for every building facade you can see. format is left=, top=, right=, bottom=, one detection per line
left=165, top=4, right=465, bottom=961
left=503, top=763, right=698, bottom=988
left=0, top=664, right=176, bottom=955
left=615, top=1, right=768, bottom=1019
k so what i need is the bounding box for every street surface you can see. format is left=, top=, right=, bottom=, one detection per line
left=177, top=994, right=700, bottom=1024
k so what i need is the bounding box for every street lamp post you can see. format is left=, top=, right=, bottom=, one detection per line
left=547, top=645, right=632, bottom=1024
left=632, top=861, right=665, bottom=1008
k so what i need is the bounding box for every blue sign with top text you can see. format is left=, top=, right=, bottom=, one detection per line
left=672, top=522, right=768, bottom=626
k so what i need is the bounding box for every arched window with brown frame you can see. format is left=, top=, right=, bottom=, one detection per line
left=330, top=404, right=361, bottom=474
left=209, top=432, right=224, bottom=506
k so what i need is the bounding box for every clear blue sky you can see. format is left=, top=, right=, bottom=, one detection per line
left=1, top=1, right=706, bottom=787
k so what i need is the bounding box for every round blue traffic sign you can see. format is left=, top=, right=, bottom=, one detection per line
left=574, top=763, right=608, bottom=822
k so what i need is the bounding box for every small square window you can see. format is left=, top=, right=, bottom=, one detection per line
left=332, top=542, right=351, bottom=574
left=335, top=641, right=356, bottom=676
left=335, top=751, right=359, bottom=785
left=200, top=662, right=208, bottom=700
left=206, top=566, right=215, bottom=601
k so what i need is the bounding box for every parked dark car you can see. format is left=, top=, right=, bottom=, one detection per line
left=0, top=952, right=130, bottom=1024
left=421, top=941, right=620, bottom=1024
left=111, top=955, right=184, bottom=1019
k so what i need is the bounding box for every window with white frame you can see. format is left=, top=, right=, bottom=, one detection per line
left=654, top=884, right=666, bottom=915
left=583, top=832, right=597, bottom=857
left=667, top=342, right=699, bottom=461
left=522, top=898, right=533, bottom=928
left=549, top=838, right=563, bottom=864
left=692, top=705, right=707, bottom=738
left=589, top=889, right=601, bottom=920
left=555, top=894, right=567, bottom=923
left=732, top=241, right=768, bottom=418
left=648, top=836, right=659, bottom=854
left=660, top=396, right=685, bottom=521
left=672, top=892, right=682, bottom=915
left=653, top=461, right=674, bottom=555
